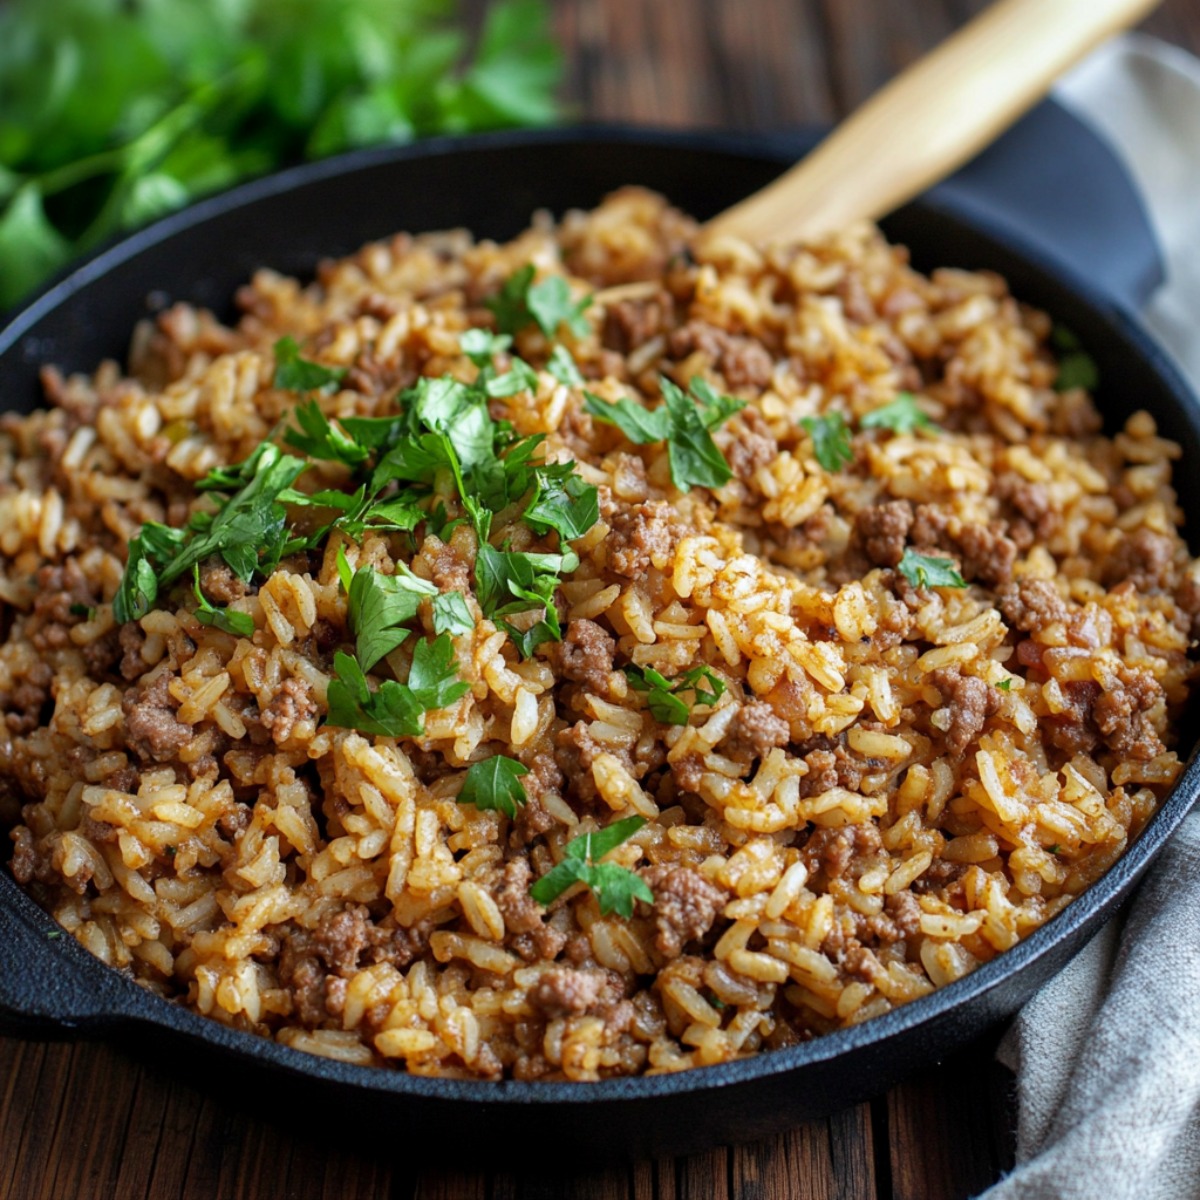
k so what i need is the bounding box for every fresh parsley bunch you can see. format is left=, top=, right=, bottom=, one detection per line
left=0, top=0, right=562, bottom=308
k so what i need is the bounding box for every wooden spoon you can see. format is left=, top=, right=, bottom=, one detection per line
left=701, top=0, right=1160, bottom=248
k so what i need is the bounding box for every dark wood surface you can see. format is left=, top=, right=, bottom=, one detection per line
left=4, top=2, right=1200, bottom=1198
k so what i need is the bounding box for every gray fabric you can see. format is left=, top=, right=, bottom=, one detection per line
left=981, top=36, right=1200, bottom=1200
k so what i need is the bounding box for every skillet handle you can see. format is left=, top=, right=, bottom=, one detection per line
left=0, top=875, right=150, bottom=1036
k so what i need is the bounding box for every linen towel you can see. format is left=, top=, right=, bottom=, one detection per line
left=981, top=34, right=1200, bottom=1200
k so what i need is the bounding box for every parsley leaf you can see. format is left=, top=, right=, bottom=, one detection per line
left=457, top=755, right=529, bottom=818
left=546, top=345, right=583, bottom=387
left=624, top=664, right=727, bottom=725
left=326, top=650, right=426, bottom=738
left=526, top=275, right=591, bottom=338
left=485, top=356, right=539, bottom=398
left=996, top=678, right=1012, bottom=692
left=486, top=267, right=591, bottom=339
left=475, top=544, right=574, bottom=657
left=583, top=390, right=672, bottom=443
left=523, top=466, right=600, bottom=542
left=1051, top=326, right=1100, bottom=392
left=897, top=548, right=967, bottom=590
left=432, top=591, right=474, bottom=636
left=529, top=815, right=653, bottom=918
left=191, top=565, right=254, bottom=637
left=325, top=634, right=468, bottom=739
left=284, top=399, right=368, bottom=465
left=801, top=412, right=853, bottom=472
left=273, top=336, right=348, bottom=393
left=860, top=393, right=937, bottom=435
left=460, top=328, right=512, bottom=366
left=584, top=377, right=745, bottom=492
left=405, top=633, right=471, bottom=711
left=344, top=556, right=436, bottom=672
left=114, top=522, right=186, bottom=623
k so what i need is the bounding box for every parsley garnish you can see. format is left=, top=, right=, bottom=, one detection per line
left=996, top=679, right=1012, bottom=692
left=488, top=266, right=591, bottom=339
left=624, top=664, right=727, bottom=725
left=546, top=345, right=583, bottom=387
left=325, top=636, right=469, bottom=738
left=485, top=357, right=540, bottom=398
left=432, top=592, right=474, bottom=636
left=860, top=393, right=937, bottom=435
left=529, top=815, right=654, bottom=918
left=273, top=336, right=348, bottom=393
left=458, top=755, right=529, bottom=818
left=897, top=548, right=967, bottom=590
left=339, top=550, right=437, bottom=672
left=1046, top=844, right=1061, bottom=855
left=583, top=376, right=745, bottom=492
left=113, top=443, right=308, bottom=623
left=68, top=602, right=95, bottom=620
left=191, top=565, right=255, bottom=638
left=461, top=328, right=513, bottom=366
left=800, top=412, right=853, bottom=472
left=1051, top=326, right=1099, bottom=393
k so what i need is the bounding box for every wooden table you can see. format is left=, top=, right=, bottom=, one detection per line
left=4, top=2, right=1199, bottom=1197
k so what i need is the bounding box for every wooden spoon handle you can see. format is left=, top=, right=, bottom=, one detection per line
left=702, top=0, right=1160, bottom=247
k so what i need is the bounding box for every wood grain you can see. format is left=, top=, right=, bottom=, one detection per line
left=3, top=3, right=1199, bottom=1198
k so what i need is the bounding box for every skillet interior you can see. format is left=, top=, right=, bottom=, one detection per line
left=1, top=129, right=1198, bottom=1160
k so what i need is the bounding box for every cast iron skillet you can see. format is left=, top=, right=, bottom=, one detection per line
left=1, top=125, right=1198, bottom=1162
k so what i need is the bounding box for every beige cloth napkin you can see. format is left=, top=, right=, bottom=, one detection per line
left=981, top=35, right=1200, bottom=1200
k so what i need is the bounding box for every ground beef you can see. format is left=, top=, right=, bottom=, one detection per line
left=996, top=577, right=1069, bottom=633
left=855, top=500, right=913, bottom=568
left=496, top=858, right=567, bottom=961
left=27, top=561, right=95, bottom=655
left=602, top=294, right=670, bottom=354
left=5, top=661, right=53, bottom=734
left=641, top=865, right=725, bottom=958
left=605, top=500, right=681, bottom=578
left=954, top=521, right=1017, bottom=587
left=723, top=700, right=790, bottom=762
left=259, top=677, right=318, bottom=744
left=557, top=619, right=617, bottom=696
left=121, top=672, right=193, bottom=763
left=802, top=824, right=883, bottom=880
left=312, top=905, right=372, bottom=974
left=555, top=721, right=603, bottom=802
left=529, top=966, right=623, bottom=1017
left=118, top=623, right=148, bottom=681
left=1093, top=669, right=1165, bottom=761
left=927, top=667, right=1001, bottom=755
left=1105, top=528, right=1177, bottom=591
left=1044, top=681, right=1103, bottom=755
left=667, top=320, right=774, bottom=391
left=795, top=736, right=870, bottom=798
left=9, top=826, right=40, bottom=884
left=724, top=407, right=779, bottom=481
left=199, top=560, right=247, bottom=604
left=995, top=471, right=1057, bottom=542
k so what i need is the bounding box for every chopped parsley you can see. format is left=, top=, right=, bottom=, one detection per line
left=272, top=336, right=348, bottom=393
left=432, top=591, right=474, bottom=637
left=45, top=929, right=62, bottom=940
left=1046, top=844, right=1061, bottom=855
left=860, top=393, right=937, bottom=435
left=897, top=548, right=967, bottom=590
left=325, top=635, right=470, bottom=738
left=800, top=412, right=853, bottom=472
left=457, top=755, right=529, bottom=819
left=529, top=815, right=654, bottom=919
left=191, top=566, right=255, bottom=638
left=487, top=266, right=592, bottom=339
left=68, top=602, right=95, bottom=619
left=339, top=550, right=437, bottom=672
left=624, top=664, right=727, bottom=725
left=583, top=376, right=746, bottom=492
left=1051, top=326, right=1099, bottom=393
left=546, top=345, right=583, bottom=387
left=114, top=443, right=308, bottom=623
left=996, top=678, right=1012, bottom=692
left=460, top=328, right=512, bottom=366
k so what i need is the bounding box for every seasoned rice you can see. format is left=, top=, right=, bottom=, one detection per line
left=2, top=188, right=1197, bottom=1080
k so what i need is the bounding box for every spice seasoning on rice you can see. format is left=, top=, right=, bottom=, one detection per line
left=3, top=188, right=1198, bottom=1080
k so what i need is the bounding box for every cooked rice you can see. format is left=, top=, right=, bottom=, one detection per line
left=2, top=187, right=1197, bottom=1080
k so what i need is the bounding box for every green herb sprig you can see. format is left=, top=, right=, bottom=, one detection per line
left=623, top=665, right=727, bottom=725
left=529, top=816, right=654, bottom=918
left=897, top=548, right=967, bottom=590
left=0, top=0, right=563, bottom=308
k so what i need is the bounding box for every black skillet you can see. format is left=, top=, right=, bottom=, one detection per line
left=1, top=117, right=1198, bottom=1162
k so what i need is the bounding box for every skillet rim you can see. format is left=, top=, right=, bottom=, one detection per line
left=1, top=124, right=1198, bottom=1107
